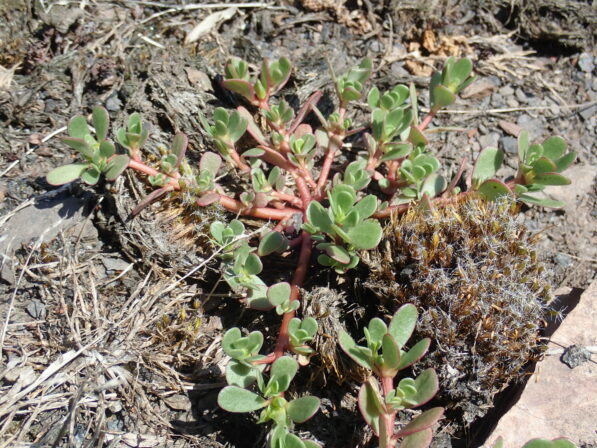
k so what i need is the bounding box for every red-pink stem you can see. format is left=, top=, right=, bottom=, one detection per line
left=380, top=375, right=397, bottom=448
left=217, top=195, right=300, bottom=221
left=418, top=111, right=436, bottom=132
left=315, top=135, right=343, bottom=200
left=272, top=191, right=303, bottom=208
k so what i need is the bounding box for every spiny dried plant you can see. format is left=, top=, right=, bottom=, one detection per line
left=365, top=197, right=553, bottom=424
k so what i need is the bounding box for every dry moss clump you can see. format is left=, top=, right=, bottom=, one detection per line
left=364, top=198, right=553, bottom=424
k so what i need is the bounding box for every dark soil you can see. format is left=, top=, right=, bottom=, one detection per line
left=0, top=1, right=595, bottom=447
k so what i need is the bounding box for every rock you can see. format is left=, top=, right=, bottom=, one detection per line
left=545, top=164, right=596, bottom=208
left=499, top=85, right=514, bottom=96
left=101, top=256, right=132, bottom=272
left=0, top=192, right=88, bottom=284
left=105, top=93, right=121, bottom=111
left=486, top=281, right=597, bottom=446
left=554, top=252, right=573, bottom=268
left=506, top=98, right=519, bottom=108
left=579, top=104, right=596, bottom=121
left=515, top=88, right=528, bottom=103
left=26, top=299, right=46, bottom=319
left=561, top=345, right=592, bottom=369
left=500, top=136, right=518, bottom=155
left=578, top=52, right=594, bottom=73
left=517, top=114, right=544, bottom=140
left=479, top=132, right=500, bottom=148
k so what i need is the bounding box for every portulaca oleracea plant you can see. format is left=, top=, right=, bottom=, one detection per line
left=46, top=54, right=577, bottom=447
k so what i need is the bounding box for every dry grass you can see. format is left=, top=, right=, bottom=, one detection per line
left=0, top=221, right=227, bottom=447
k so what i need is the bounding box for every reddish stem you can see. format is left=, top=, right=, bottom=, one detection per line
left=272, top=233, right=312, bottom=359
left=217, top=195, right=300, bottom=221
left=272, top=191, right=303, bottom=208
left=294, top=175, right=312, bottom=208
left=127, top=159, right=181, bottom=189
left=315, top=135, right=343, bottom=200
left=418, top=111, right=436, bottom=132
left=380, top=375, right=397, bottom=448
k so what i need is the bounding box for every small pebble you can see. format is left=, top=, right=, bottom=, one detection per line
left=501, top=136, right=518, bottom=154
left=499, top=85, right=514, bottom=96
left=515, top=88, right=528, bottom=103
left=554, top=252, right=573, bottom=268
left=578, top=52, right=595, bottom=73
left=105, top=94, right=122, bottom=112
left=479, top=132, right=500, bottom=148
left=506, top=98, right=519, bottom=108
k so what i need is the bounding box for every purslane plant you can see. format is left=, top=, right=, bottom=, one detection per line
left=339, top=305, right=443, bottom=448
left=46, top=55, right=577, bottom=446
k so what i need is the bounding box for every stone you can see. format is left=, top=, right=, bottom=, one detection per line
left=517, top=114, right=544, bottom=140
left=554, top=252, right=573, bottom=268
left=486, top=281, right=597, bottom=446
left=479, top=132, right=500, bottom=148
left=500, top=136, right=518, bottom=155
left=578, top=52, right=594, bottom=73
left=545, top=164, right=596, bottom=208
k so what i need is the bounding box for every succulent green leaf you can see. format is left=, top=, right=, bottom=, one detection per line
left=243, top=148, right=265, bottom=158
left=284, top=434, right=306, bottom=448
left=46, top=163, right=89, bottom=185
left=353, top=195, right=378, bottom=220
left=128, top=112, right=142, bottom=134
left=104, top=154, right=130, bottom=181
left=306, top=201, right=333, bottom=235
left=200, top=152, right=222, bottom=176
left=553, top=151, right=576, bottom=172
left=381, top=143, right=412, bottom=161
left=541, top=136, right=566, bottom=160
left=258, top=231, right=289, bottom=256
left=221, top=79, right=255, bottom=102
left=398, top=338, right=431, bottom=370
left=244, top=253, right=263, bottom=276
left=413, top=368, right=439, bottom=406
left=81, top=166, right=101, bottom=185
left=217, top=386, right=267, bottom=412
left=267, top=282, right=292, bottom=306
left=357, top=379, right=383, bottom=435
left=472, top=147, right=503, bottom=186
left=420, top=174, right=447, bottom=198
left=400, top=428, right=433, bottom=448
left=408, top=125, right=428, bottom=146
left=478, top=179, right=513, bottom=200
left=61, top=137, right=93, bottom=159
left=367, top=318, right=388, bottom=347
left=449, top=58, right=473, bottom=90
left=324, top=244, right=351, bottom=264
left=92, top=106, right=109, bottom=141
left=432, top=84, right=456, bottom=110
left=228, top=110, right=248, bottom=142
left=346, top=220, right=382, bottom=250
left=533, top=173, right=571, bottom=186
left=368, top=87, right=380, bottom=108
left=338, top=330, right=373, bottom=370
left=225, top=359, right=264, bottom=388
left=269, top=356, right=298, bottom=393
left=229, top=219, right=245, bottom=235
left=389, top=304, right=418, bottom=347
left=532, top=157, right=557, bottom=175
left=68, top=115, right=90, bottom=139
left=287, top=396, right=320, bottom=423
left=394, top=407, right=444, bottom=438
left=517, top=194, right=565, bottom=208
left=381, top=333, right=401, bottom=371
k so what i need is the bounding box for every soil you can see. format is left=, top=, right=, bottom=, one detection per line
left=0, top=1, right=595, bottom=448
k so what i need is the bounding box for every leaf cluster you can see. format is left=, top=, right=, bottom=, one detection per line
left=339, top=305, right=443, bottom=447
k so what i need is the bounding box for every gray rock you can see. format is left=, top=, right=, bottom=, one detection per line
left=501, top=135, right=518, bottom=154
left=554, top=252, right=573, bottom=268
left=517, top=114, right=544, bottom=139
left=561, top=345, right=592, bottom=369
left=479, top=132, right=500, bottom=148
left=105, top=94, right=121, bottom=111
left=515, top=88, right=528, bottom=103
left=579, top=104, right=596, bottom=121
left=26, top=300, right=46, bottom=319
left=499, top=85, right=514, bottom=96
left=578, top=52, right=595, bottom=73
left=506, top=98, right=519, bottom=108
